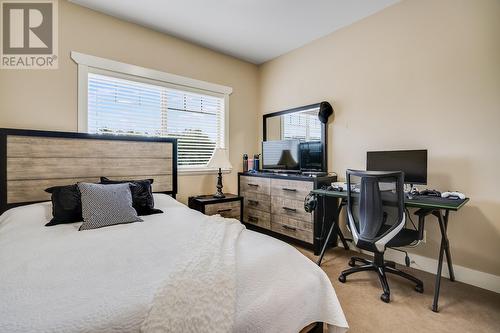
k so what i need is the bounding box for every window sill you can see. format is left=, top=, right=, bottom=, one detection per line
left=178, top=167, right=232, bottom=176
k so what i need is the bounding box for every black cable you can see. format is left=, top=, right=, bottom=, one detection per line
left=405, top=207, right=417, bottom=230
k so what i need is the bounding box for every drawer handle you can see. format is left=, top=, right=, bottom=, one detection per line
left=217, top=208, right=232, bottom=213
left=248, top=183, right=259, bottom=187
left=282, top=225, right=297, bottom=231
left=248, top=199, right=259, bottom=206
left=282, top=206, right=297, bottom=212
left=282, top=187, right=297, bottom=192
left=248, top=215, right=259, bottom=223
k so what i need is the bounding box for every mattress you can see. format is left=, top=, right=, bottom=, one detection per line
left=0, top=194, right=348, bottom=333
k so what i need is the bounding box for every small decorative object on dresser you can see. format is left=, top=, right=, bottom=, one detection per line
left=207, top=148, right=233, bottom=198
left=188, top=194, right=243, bottom=220
left=242, top=153, right=249, bottom=172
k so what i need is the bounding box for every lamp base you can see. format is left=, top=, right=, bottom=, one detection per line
left=213, top=167, right=225, bottom=198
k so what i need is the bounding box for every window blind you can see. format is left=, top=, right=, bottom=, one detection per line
left=282, top=109, right=322, bottom=141
left=88, top=72, right=225, bottom=167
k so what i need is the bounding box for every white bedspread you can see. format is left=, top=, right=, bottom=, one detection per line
left=142, top=214, right=244, bottom=333
left=0, top=194, right=348, bottom=333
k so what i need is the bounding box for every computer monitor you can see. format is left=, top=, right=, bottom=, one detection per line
left=366, top=149, right=428, bottom=185
left=299, top=141, right=324, bottom=172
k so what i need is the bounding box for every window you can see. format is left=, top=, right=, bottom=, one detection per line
left=72, top=52, right=232, bottom=173
left=87, top=73, right=225, bottom=167
left=281, top=108, right=322, bottom=141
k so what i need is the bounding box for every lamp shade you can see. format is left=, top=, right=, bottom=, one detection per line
left=277, top=149, right=298, bottom=169
left=207, top=148, right=232, bottom=169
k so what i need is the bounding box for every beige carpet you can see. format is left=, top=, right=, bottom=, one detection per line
left=296, top=246, right=500, bottom=333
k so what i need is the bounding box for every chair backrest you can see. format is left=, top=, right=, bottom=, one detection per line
left=346, top=169, right=405, bottom=253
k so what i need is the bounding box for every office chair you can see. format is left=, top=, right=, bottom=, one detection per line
left=338, top=170, right=423, bottom=303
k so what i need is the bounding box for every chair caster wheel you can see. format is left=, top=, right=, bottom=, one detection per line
left=415, top=284, right=424, bottom=293
left=380, top=293, right=390, bottom=303
left=338, top=275, right=346, bottom=283
left=348, top=259, right=356, bottom=267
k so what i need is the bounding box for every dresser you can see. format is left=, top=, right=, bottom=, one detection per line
left=238, top=172, right=337, bottom=254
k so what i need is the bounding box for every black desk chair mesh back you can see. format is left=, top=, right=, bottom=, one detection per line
left=339, top=170, right=424, bottom=303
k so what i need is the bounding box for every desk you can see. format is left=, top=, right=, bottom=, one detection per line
left=311, top=189, right=469, bottom=312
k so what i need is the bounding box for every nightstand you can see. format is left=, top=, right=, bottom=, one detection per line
left=188, top=194, right=243, bottom=220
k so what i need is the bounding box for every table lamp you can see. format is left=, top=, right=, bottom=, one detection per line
left=207, top=148, right=232, bottom=198
left=277, top=149, right=297, bottom=169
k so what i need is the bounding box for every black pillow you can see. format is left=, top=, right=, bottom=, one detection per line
left=99, top=177, right=163, bottom=216
left=78, top=183, right=143, bottom=231
left=45, top=184, right=83, bottom=226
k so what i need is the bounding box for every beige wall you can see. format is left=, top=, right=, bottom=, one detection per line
left=1, top=0, right=499, bottom=277
left=259, top=0, right=500, bottom=276
left=0, top=0, right=259, bottom=203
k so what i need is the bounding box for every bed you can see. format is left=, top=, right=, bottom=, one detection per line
left=0, top=129, right=348, bottom=333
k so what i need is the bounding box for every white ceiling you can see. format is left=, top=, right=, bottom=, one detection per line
left=70, top=0, right=399, bottom=64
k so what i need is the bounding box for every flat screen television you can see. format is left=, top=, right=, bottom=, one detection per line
left=299, top=141, right=324, bottom=172
left=262, top=140, right=300, bottom=171
left=366, top=149, right=428, bottom=185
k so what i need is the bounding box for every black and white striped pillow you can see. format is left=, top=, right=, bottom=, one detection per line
left=78, top=182, right=143, bottom=231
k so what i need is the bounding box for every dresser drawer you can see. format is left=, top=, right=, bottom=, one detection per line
left=243, top=192, right=271, bottom=213
left=240, top=176, right=270, bottom=195
left=271, top=221, right=313, bottom=243
left=271, top=196, right=312, bottom=222
left=271, top=178, right=313, bottom=200
left=243, top=208, right=271, bottom=229
left=205, top=200, right=241, bottom=219
left=272, top=214, right=313, bottom=231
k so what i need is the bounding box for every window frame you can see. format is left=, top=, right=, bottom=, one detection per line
left=280, top=111, right=322, bottom=141
left=71, top=51, right=232, bottom=175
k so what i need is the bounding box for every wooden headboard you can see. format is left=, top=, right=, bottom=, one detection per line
left=0, top=128, right=177, bottom=213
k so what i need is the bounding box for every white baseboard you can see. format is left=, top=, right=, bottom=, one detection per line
left=337, top=243, right=500, bottom=294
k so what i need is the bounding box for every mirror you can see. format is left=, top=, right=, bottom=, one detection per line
left=263, top=103, right=325, bottom=142
left=263, top=102, right=329, bottom=172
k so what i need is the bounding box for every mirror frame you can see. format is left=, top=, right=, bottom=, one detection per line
left=263, top=102, right=327, bottom=172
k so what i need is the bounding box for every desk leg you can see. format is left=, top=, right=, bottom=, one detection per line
left=433, top=210, right=455, bottom=281
left=432, top=209, right=455, bottom=312
left=433, top=232, right=445, bottom=312
left=317, top=200, right=346, bottom=266
left=317, top=215, right=336, bottom=266
left=336, top=221, right=349, bottom=250
left=443, top=210, right=455, bottom=281
left=336, top=200, right=349, bottom=250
